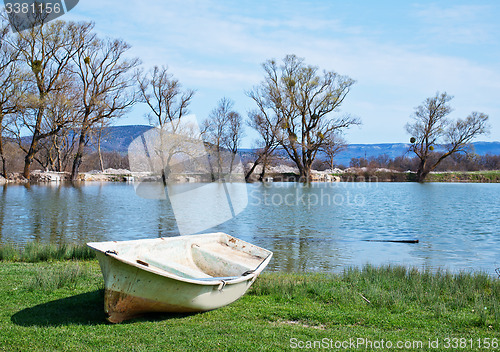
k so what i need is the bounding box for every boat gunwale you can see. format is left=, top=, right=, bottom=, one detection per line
left=87, top=233, right=273, bottom=286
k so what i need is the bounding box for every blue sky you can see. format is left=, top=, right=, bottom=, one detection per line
left=64, top=0, right=500, bottom=146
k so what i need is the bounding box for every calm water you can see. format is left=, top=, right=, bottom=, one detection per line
left=0, top=182, right=499, bottom=274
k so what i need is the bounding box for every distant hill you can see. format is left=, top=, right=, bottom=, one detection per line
left=333, top=142, right=500, bottom=166
left=336, top=143, right=412, bottom=165
left=45, top=125, right=500, bottom=164
left=17, top=125, right=152, bottom=154
left=93, top=125, right=152, bottom=153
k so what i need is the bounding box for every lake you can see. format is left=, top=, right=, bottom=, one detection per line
left=0, top=182, right=499, bottom=274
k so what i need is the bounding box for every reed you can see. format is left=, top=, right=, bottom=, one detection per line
left=26, top=263, right=91, bottom=291
left=0, top=242, right=96, bottom=262
left=0, top=243, right=19, bottom=261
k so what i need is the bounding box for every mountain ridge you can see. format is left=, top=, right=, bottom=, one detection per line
left=94, top=125, right=500, bottom=166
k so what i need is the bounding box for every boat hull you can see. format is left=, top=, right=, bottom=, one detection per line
left=88, top=233, right=272, bottom=323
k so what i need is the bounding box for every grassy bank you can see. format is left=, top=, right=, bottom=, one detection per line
left=260, top=170, right=500, bottom=183
left=334, top=171, right=416, bottom=182
left=333, top=170, right=500, bottom=183
left=425, top=170, right=500, bottom=183
left=1, top=257, right=500, bottom=351
left=0, top=242, right=95, bottom=262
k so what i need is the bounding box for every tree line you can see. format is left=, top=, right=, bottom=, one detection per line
left=348, top=152, right=500, bottom=172
left=0, top=13, right=491, bottom=182
left=0, top=13, right=138, bottom=180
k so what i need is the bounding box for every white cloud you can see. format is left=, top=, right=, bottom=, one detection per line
left=413, top=3, right=497, bottom=44
left=63, top=0, right=500, bottom=144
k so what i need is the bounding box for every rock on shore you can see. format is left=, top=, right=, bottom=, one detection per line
left=3, top=169, right=135, bottom=183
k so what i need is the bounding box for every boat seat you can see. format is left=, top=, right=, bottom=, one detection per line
left=137, top=256, right=213, bottom=280
left=191, top=245, right=255, bottom=277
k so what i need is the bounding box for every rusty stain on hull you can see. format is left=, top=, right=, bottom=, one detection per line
left=105, top=290, right=199, bottom=323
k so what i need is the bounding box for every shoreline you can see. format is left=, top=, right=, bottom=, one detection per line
left=1, top=169, right=499, bottom=185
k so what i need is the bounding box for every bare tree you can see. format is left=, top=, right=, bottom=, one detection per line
left=0, top=17, right=21, bottom=177
left=31, top=88, right=78, bottom=171
left=137, top=65, right=194, bottom=130
left=7, top=19, right=94, bottom=179
left=11, top=74, right=79, bottom=170
left=48, top=127, right=78, bottom=172
left=321, top=134, right=347, bottom=171
left=0, top=22, right=18, bottom=177
left=248, top=55, right=360, bottom=181
left=406, top=92, right=490, bottom=182
left=137, top=66, right=195, bottom=183
left=32, top=110, right=79, bottom=172
left=202, top=98, right=243, bottom=179
left=245, top=110, right=279, bottom=182
left=70, top=37, right=139, bottom=180
left=225, top=104, right=244, bottom=173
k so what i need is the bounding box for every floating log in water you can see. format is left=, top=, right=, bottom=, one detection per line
left=364, top=239, right=419, bottom=244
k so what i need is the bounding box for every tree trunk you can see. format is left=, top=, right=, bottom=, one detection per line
left=0, top=134, right=6, bottom=178
left=22, top=106, right=46, bottom=180
left=416, top=158, right=428, bottom=182
left=300, top=164, right=312, bottom=183
left=216, top=147, right=222, bottom=180
left=244, top=156, right=261, bottom=182
left=228, top=153, right=235, bottom=178
left=207, top=155, right=216, bottom=182
left=71, top=127, right=87, bottom=181
left=23, top=127, right=42, bottom=179
left=258, top=154, right=269, bottom=182
left=297, top=159, right=312, bottom=182
left=0, top=156, right=5, bottom=178
left=97, top=129, right=104, bottom=172
left=23, top=152, right=34, bottom=179
left=55, top=141, right=62, bottom=172
left=160, top=153, right=173, bottom=187
left=48, top=153, right=56, bottom=172
left=0, top=117, right=5, bottom=177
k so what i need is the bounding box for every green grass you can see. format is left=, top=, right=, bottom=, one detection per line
left=330, top=170, right=500, bottom=183
left=1, top=262, right=500, bottom=351
left=0, top=242, right=95, bottom=262
left=421, top=171, right=500, bottom=183
left=335, top=171, right=416, bottom=182
left=26, top=263, right=95, bottom=291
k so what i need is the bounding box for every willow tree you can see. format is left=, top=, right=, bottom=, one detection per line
left=70, top=37, right=139, bottom=180
left=248, top=54, right=360, bottom=181
left=407, top=92, right=490, bottom=182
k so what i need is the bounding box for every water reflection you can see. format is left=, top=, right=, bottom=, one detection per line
left=155, top=198, right=178, bottom=237
left=0, top=184, right=6, bottom=242
left=0, top=182, right=499, bottom=274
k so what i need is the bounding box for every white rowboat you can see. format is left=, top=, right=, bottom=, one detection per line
left=87, top=233, right=273, bottom=323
